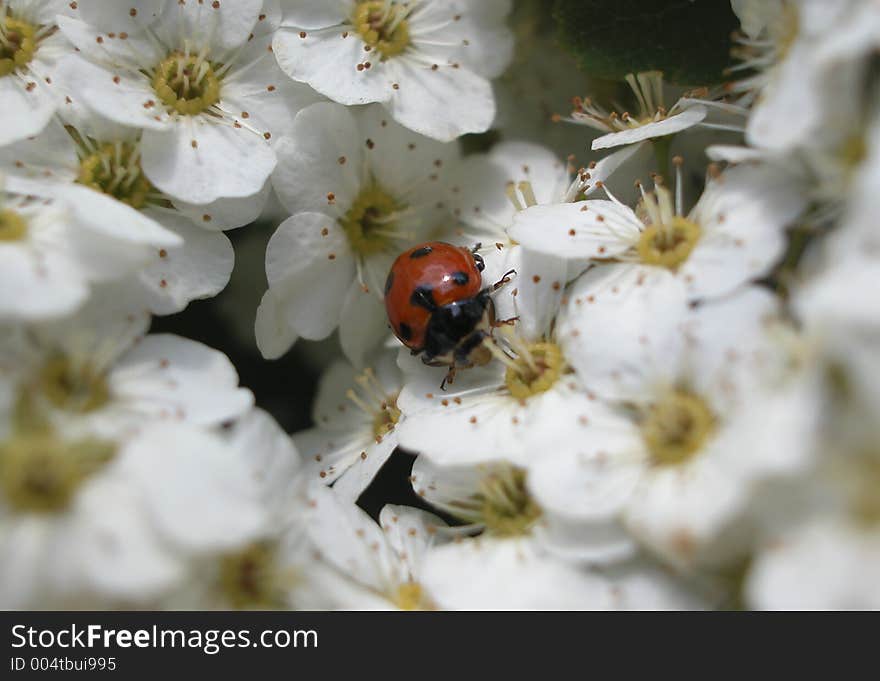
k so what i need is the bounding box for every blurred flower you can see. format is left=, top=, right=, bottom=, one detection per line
left=0, top=419, right=267, bottom=607
left=533, top=286, right=819, bottom=569
left=0, top=173, right=180, bottom=322
left=304, top=485, right=447, bottom=610
left=0, top=291, right=253, bottom=441
left=0, top=118, right=237, bottom=315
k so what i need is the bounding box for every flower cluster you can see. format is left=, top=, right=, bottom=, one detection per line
left=0, top=0, right=878, bottom=610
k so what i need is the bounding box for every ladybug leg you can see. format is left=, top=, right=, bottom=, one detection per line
left=492, top=269, right=517, bottom=291
left=471, top=243, right=485, bottom=272
left=484, top=295, right=518, bottom=328
left=440, top=366, right=457, bottom=391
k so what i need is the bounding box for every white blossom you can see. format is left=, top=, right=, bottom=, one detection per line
left=56, top=0, right=320, bottom=205
left=273, top=0, right=514, bottom=141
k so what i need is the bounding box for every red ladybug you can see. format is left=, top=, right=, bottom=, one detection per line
left=384, top=241, right=513, bottom=383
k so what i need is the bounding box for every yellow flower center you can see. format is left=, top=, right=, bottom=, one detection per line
left=39, top=357, right=110, bottom=414
left=479, top=467, right=542, bottom=537
left=340, top=183, right=405, bottom=257
left=504, top=342, right=565, bottom=400
left=840, top=134, right=867, bottom=173
left=0, top=16, right=37, bottom=77
left=353, top=1, right=411, bottom=59
left=219, top=542, right=284, bottom=609
left=642, top=390, right=715, bottom=466
left=0, top=431, right=116, bottom=513
left=637, top=217, right=702, bottom=270
left=77, top=142, right=153, bottom=209
left=152, top=52, right=221, bottom=116
left=393, top=581, right=432, bottom=610
left=0, top=209, right=27, bottom=241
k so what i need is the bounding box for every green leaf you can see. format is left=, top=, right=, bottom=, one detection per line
left=553, top=0, right=738, bottom=85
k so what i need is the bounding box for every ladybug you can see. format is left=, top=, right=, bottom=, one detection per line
left=384, top=241, right=514, bottom=385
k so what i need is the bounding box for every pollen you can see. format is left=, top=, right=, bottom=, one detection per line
left=0, top=209, right=28, bottom=241
left=152, top=51, right=221, bottom=115
left=500, top=341, right=565, bottom=400
left=345, top=368, right=402, bottom=437
left=392, top=581, right=433, bottom=610
left=38, top=356, right=111, bottom=414
left=641, top=390, right=716, bottom=466
left=0, top=15, right=38, bottom=78
left=352, top=1, right=411, bottom=59
left=77, top=141, right=153, bottom=209
left=340, top=183, right=407, bottom=256
left=478, top=467, right=542, bottom=537
left=0, top=429, right=116, bottom=513
left=637, top=217, right=701, bottom=270
left=219, top=542, right=285, bottom=609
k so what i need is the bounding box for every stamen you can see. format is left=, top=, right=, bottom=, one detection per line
left=346, top=388, right=378, bottom=417
left=505, top=182, right=524, bottom=211
left=517, top=181, right=538, bottom=208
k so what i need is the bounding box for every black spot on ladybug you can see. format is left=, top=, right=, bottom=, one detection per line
left=398, top=322, right=413, bottom=341
left=410, top=286, right=436, bottom=311
left=451, top=271, right=469, bottom=286
left=473, top=253, right=485, bottom=272
left=384, top=270, right=395, bottom=295
left=410, top=246, right=433, bottom=259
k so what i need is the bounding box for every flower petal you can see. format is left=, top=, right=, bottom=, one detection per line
left=386, top=57, right=495, bottom=141
left=271, top=102, right=364, bottom=216
left=141, top=120, right=276, bottom=204
left=263, top=212, right=355, bottom=341
left=591, top=106, right=708, bottom=151
left=273, top=26, right=391, bottom=106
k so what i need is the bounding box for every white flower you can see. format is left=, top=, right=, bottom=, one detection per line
left=1, top=118, right=237, bottom=315
left=410, top=457, right=703, bottom=609
left=529, top=285, right=818, bottom=568
left=510, top=161, right=806, bottom=302
left=730, top=0, right=880, bottom=152
left=257, top=101, right=460, bottom=363
left=294, top=350, right=403, bottom=501
left=0, top=1, right=76, bottom=145
left=562, top=70, right=745, bottom=153
left=2, top=290, right=254, bottom=441
left=55, top=0, right=320, bottom=205
left=0, top=173, right=181, bottom=322
left=305, top=485, right=447, bottom=610
left=273, top=0, right=514, bottom=141
left=0, top=421, right=267, bottom=607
